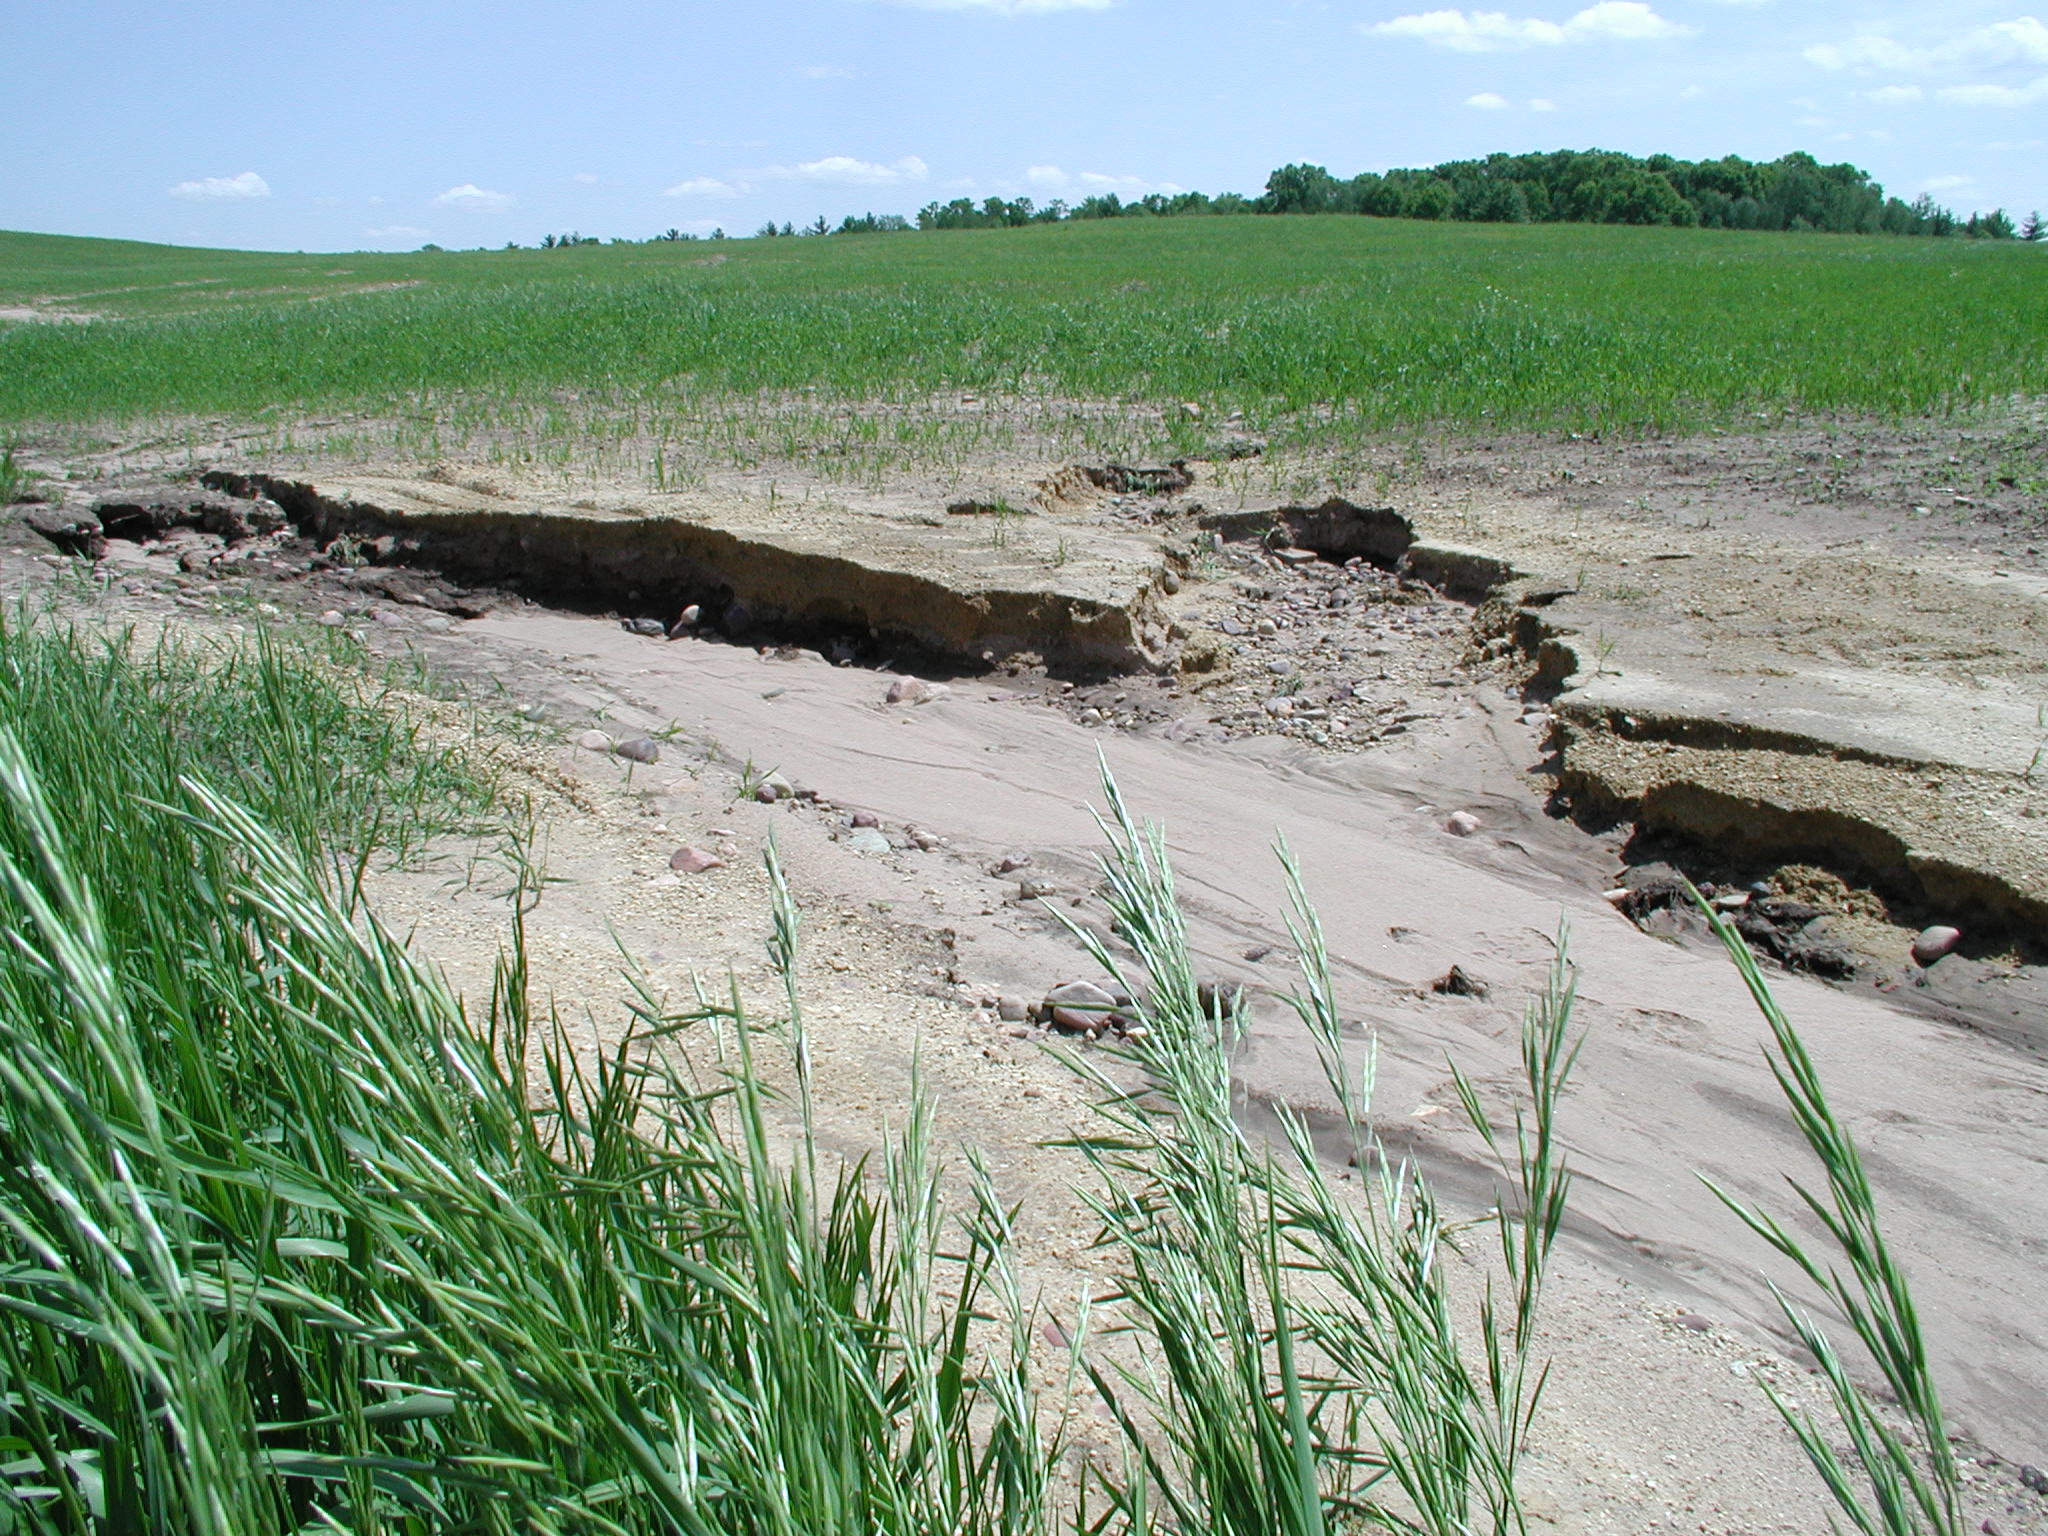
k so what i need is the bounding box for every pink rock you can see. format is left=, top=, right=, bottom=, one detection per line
left=1444, top=811, right=1481, bottom=837
left=670, top=846, right=726, bottom=875
left=1910, top=925, right=1961, bottom=966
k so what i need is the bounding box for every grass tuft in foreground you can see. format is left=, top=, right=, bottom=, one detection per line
left=1697, top=889, right=1964, bottom=1536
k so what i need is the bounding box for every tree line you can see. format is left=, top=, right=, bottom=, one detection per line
left=516, top=149, right=2043, bottom=248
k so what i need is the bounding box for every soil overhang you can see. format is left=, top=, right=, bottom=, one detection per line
left=234, top=470, right=1180, bottom=673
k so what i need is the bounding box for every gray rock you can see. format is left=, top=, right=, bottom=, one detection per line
left=1018, top=877, right=1059, bottom=901
left=1044, top=980, right=1117, bottom=1034
left=577, top=730, right=613, bottom=752
left=623, top=617, right=667, bottom=637
left=670, top=846, right=726, bottom=874
left=997, top=995, right=1029, bottom=1023
left=993, top=851, right=1032, bottom=874
left=848, top=827, right=891, bottom=854
left=614, top=736, right=660, bottom=764
left=1911, top=925, right=1962, bottom=966
left=1255, top=618, right=1278, bottom=638
left=23, top=506, right=105, bottom=559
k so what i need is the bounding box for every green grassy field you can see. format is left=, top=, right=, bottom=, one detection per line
left=3, top=218, right=2042, bottom=441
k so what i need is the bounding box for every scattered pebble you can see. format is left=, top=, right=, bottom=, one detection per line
left=1673, top=1312, right=1713, bottom=1333
left=577, top=730, right=613, bottom=753
left=1911, top=925, right=1962, bottom=966
left=993, top=851, right=1032, bottom=874
left=669, top=846, right=725, bottom=874
left=850, top=809, right=880, bottom=828
left=1430, top=964, right=1489, bottom=998
left=886, top=676, right=947, bottom=705
left=1444, top=810, right=1481, bottom=837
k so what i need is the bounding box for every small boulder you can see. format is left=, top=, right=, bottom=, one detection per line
left=886, top=675, right=948, bottom=705
left=997, top=995, right=1029, bottom=1023
left=1444, top=811, right=1481, bottom=837
left=850, top=809, right=880, bottom=829
left=1044, top=980, right=1118, bottom=1034
left=623, top=616, right=667, bottom=637
left=614, top=736, right=660, bottom=764
left=577, top=730, right=613, bottom=753
left=670, top=846, right=726, bottom=874
left=1911, top=925, right=1962, bottom=967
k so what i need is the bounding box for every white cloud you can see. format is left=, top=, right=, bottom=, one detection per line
left=434, top=183, right=514, bottom=212
left=764, top=155, right=930, bottom=186
left=664, top=175, right=743, bottom=198
left=1678, top=82, right=1705, bottom=98
left=1939, top=74, right=2048, bottom=105
left=1864, top=83, right=1924, bottom=104
left=1529, top=95, right=1559, bottom=109
left=1025, top=163, right=1070, bottom=188
left=872, top=0, right=1113, bottom=10
left=1465, top=91, right=1513, bottom=108
left=1369, top=2, right=1688, bottom=52
left=365, top=225, right=430, bottom=239
left=169, top=171, right=270, bottom=201
left=1922, top=173, right=1975, bottom=192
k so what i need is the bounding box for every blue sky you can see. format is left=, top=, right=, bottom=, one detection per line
left=3, top=0, right=2043, bottom=251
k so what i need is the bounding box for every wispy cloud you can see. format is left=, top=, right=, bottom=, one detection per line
left=1864, top=83, right=1924, bottom=105
left=1022, top=165, right=1183, bottom=197
left=169, top=171, right=269, bottom=201
left=871, top=0, right=1113, bottom=11
left=664, top=176, right=744, bottom=198
left=1806, top=17, right=2048, bottom=73
left=1529, top=96, right=1560, bottom=110
left=1465, top=91, right=1512, bottom=108
left=433, top=183, right=515, bottom=212
left=1370, top=2, right=1689, bottom=52
left=762, top=155, right=930, bottom=186
left=1939, top=75, right=2048, bottom=105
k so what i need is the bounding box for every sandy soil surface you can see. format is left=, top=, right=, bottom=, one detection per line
left=5, top=408, right=2048, bottom=1532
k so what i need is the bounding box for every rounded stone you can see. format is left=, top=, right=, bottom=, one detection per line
left=1910, top=925, right=1962, bottom=966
